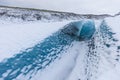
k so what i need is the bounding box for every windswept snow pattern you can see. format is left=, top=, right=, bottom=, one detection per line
left=35, top=19, right=120, bottom=80
left=81, top=20, right=118, bottom=80
left=0, top=20, right=96, bottom=80
left=62, top=19, right=120, bottom=80
left=0, top=23, right=76, bottom=80
left=0, top=11, right=120, bottom=80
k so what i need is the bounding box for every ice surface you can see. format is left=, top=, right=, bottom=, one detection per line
left=0, top=21, right=71, bottom=62
left=1, top=0, right=120, bottom=80
left=0, top=12, right=120, bottom=80
left=0, top=19, right=97, bottom=80
left=30, top=17, right=120, bottom=80
left=62, top=20, right=96, bottom=41
left=72, top=20, right=96, bottom=40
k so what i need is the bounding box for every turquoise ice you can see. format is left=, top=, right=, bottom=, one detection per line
left=68, top=20, right=96, bottom=40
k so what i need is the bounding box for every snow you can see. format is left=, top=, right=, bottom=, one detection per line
left=0, top=1, right=120, bottom=79
left=0, top=21, right=71, bottom=62
left=106, top=16, right=120, bottom=45
left=0, top=0, right=120, bottom=15
left=97, top=64, right=120, bottom=80
left=31, top=41, right=88, bottom=80
left=95, top=15, right=120, bottom=80
left=0, top=15, right=120, bottom=80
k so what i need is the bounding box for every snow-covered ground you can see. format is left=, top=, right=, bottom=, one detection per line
left=0, top=21, right=71, bottom=62
left=32, top=41, right=88, bottom=80
left=0, top=1, right=120, bottom=79
left=0, top=0, right=120, bottom=15
left=0, top=14, right=120, bottom=80
left=32, top=16, right=120, bottom=80
left=0, top=15, right=120, bottom=80
left=95, top=15, right=120, bottom=80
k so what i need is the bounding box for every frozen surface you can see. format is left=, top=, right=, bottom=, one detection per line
left=0, top=0, right=120, bottom=79
left=0, top=12, right=120, bottom=80
left=0, top=21, right=71, bottom=62
left=0, top=19, right=97, bottom=80
left=30, top=16, right=120, bottom=80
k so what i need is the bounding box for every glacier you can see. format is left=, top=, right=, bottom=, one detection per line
left=71, top=20, right=96, bottom=40
left=0, top=6, right=120, bottom=80
left=0, top=19, right=96, bottom=80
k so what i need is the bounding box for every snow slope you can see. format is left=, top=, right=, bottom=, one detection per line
left=0, top=0, right=120, bottom=15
